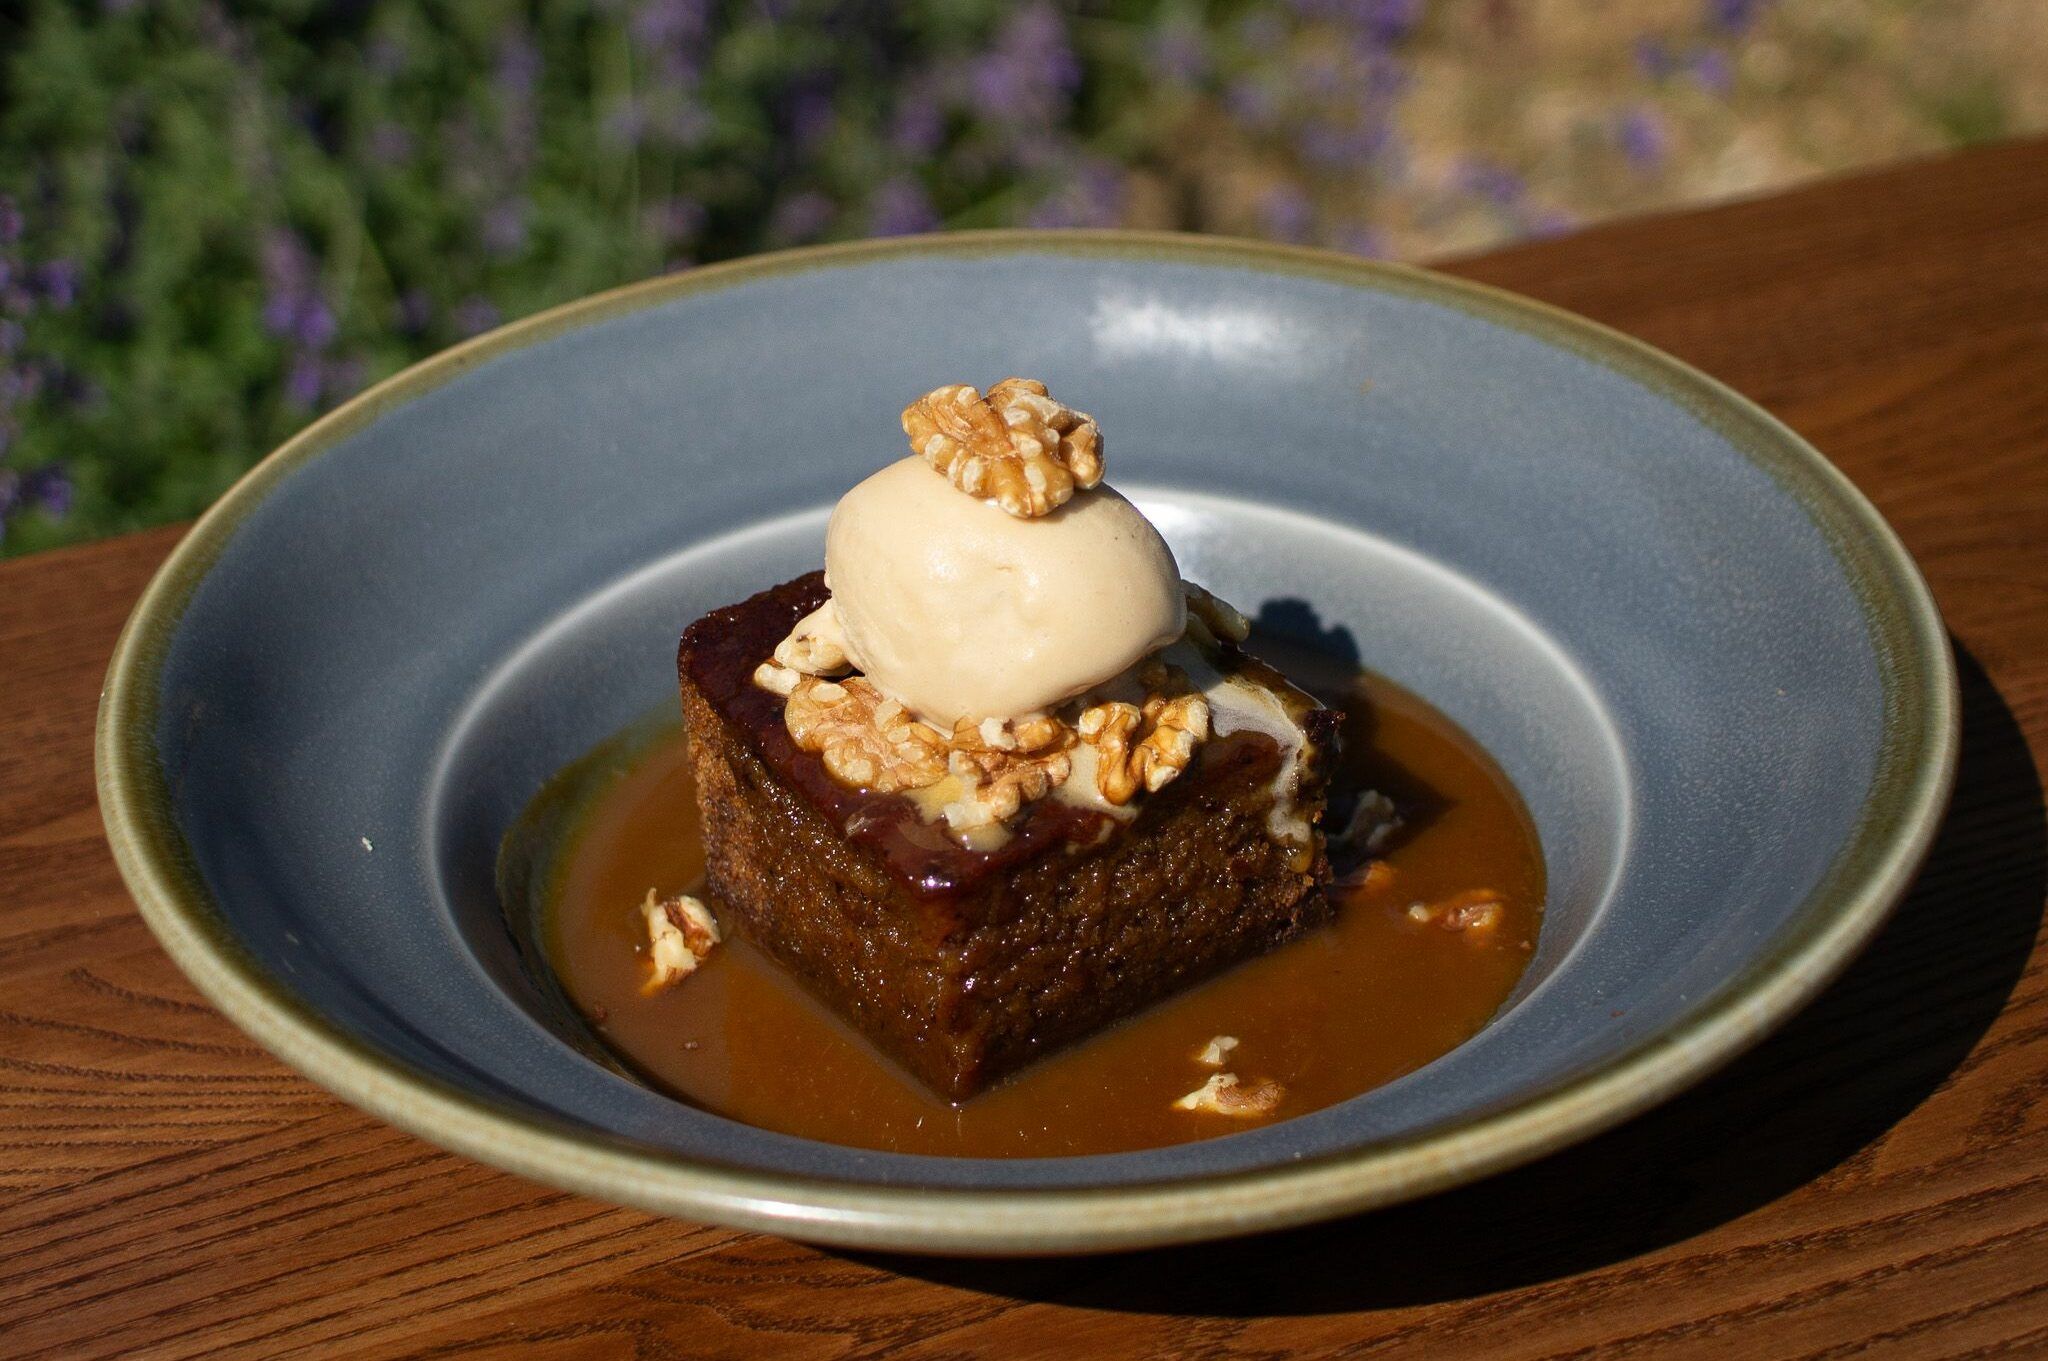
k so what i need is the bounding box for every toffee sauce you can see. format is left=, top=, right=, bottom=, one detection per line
left=534, top=643, right=1543, bottom=1157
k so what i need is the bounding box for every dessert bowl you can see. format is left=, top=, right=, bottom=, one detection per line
left=96, top=231, right=1956, bottom=1255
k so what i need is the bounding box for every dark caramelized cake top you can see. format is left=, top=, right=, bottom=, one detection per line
left=679, top=572, right=1336, bottom=900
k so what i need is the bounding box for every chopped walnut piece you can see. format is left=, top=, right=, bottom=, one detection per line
left=1336, top=860, right=1396, bottom=894
left=1182, top=580, right=1251, bottom=643
left=1334, top=790, right=1401, bottom=857
left=784, top=675, right=949, bottom=792
left=1079, top=681, right=1210, bottom=805
left=1404, top=888, right=1507, bottom=945
left=756, top=607, right=1219, bottom=819
left=640, top=889, right=720, bottom=993
left=955, top=711, right=1067, bottom=755
left=901, top=378, right=1103, bottom=518
left=1196, top=1035, right=1239, bottom=1067
left=772, top=602, right=851, bottom=676
left=941, top=744, right=1074, bottom=831
left=753, top=661, right=801, bottom=696
left=1173, top=1072, right=1284, bottom=1117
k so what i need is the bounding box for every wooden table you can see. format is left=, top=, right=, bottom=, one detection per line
left=4, top=140, right=2046, bottom=1360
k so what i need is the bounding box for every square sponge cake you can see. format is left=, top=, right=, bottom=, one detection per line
left=677, top=570, right=1337, bottom=1100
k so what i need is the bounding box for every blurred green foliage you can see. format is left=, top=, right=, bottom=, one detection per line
left=1, top=0, right=2040, bottom=553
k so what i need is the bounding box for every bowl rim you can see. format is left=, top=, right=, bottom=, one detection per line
left=95, top=229, right=1959, bottom=1255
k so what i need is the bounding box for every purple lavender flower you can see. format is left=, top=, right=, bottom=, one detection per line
left=784, top=84, right=837, bottom=150
left=368, top=121, right=415, bottom=166
left=1298, top=49, right=1347, bottom=99
left=1692, top=48, right=1734, bottom=94
left=1025, top=160, right=1127, bottom=229
left=494, top=33, right=542, bottom=171
left=1292, top=0, right=1421, bottom=44
left=969, top=4, right=1080, bottom=126
left=1455, top=156, right=1525, bottom=206
left=1148, top=22, right=1208, bottom=85
left=769, top=190, right=836, bottom=244
left=394, top=289, right=433, bottom=334
left=1298, top=117, right=1390, bottom=169
left=602, top=98, right=649, bottom=148
left=284, top=354, right=324, bottom=407
left=22, top=464, right=71, bottom=517
left=1335, top=224, right=1390, bottom=258
left=0, top=469, right=17, bottom=520
left=261, top=292, right=297, bottom=335
left=259, top=229, right=336, bottom=352
left=261, top=229, right=313, bottom=303
left=652, top=100, right=713, bottom=147
left=1617, top=106, right=1668, bottom=170
left=322, top=356, right=368, bottom=402
left=643, top=195, right=707, bottom=245
left=293, top=296, right=337, bottom=349
left=364, top=35, right=407, bottom=78
left=496, top=33, right=542, bottom=100
left=0, top=320, right=21, bottom=355
left=37, top=260, right=80, bottom=308
left=1634, top=37, right=1673, bottom=79
left=453, top=296, right=501, bottom=337
left=1226, top=78, right=1282, bottom=131
left=0, top=197, right=21, bottom=245
left=869, top=177, right=939, bottom=237
left=1237, top=10, right=1286, bottom=49
left=1259, top=185, right=1315, bottom=244
left=1706, top=0, right=1770, bottom=34
left=889, top=90, right=944, bottom=156
left=0, top=362, right=40, bottom=405
left=482, top=199, right=529, bottom=257
left=632, top=0, right=712, bottom=54
left=1525, top=207, right=1578, bottom=239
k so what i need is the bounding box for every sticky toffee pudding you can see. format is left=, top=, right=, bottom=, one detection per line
left=510, top=378, right=1545, bottom=1155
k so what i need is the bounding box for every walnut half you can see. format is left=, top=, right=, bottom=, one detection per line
left=783, top=675, right=950, bottom=792
left=901, top=378, right=1103, bottom=518
left=1078, top=680, right=1210, bottom=806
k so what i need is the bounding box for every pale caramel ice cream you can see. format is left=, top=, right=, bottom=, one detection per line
left=821, top=455, right=1185, bottom=729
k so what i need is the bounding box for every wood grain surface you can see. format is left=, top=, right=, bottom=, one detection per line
left=3, top=139, right=2046, bottom=1359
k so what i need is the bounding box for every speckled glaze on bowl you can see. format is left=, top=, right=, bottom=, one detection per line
left=96, top=232, right=1955, bottom=1255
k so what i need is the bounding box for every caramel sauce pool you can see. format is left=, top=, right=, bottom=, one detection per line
left=534, top=642, right=1543, bottom=1157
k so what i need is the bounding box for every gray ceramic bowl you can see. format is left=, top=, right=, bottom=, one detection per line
left=97, top=232, right=1955, bottom=1254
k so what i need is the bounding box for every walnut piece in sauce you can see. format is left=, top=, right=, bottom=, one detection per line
left=1333, top=789, right=1401, bottom=857
left=901, top=378, right=1103, bottom=519
left=640, top=890, right=720, bottom=993
left=1173, top=1071, right=1285, bottom=1117
left=1404, top=888, right=1508, bottom=945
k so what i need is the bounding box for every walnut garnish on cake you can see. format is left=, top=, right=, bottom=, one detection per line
left=902, top=378, right=1103, bottom=519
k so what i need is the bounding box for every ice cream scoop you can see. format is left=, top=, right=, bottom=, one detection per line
left=825, top=456, right=1185, bottom=729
